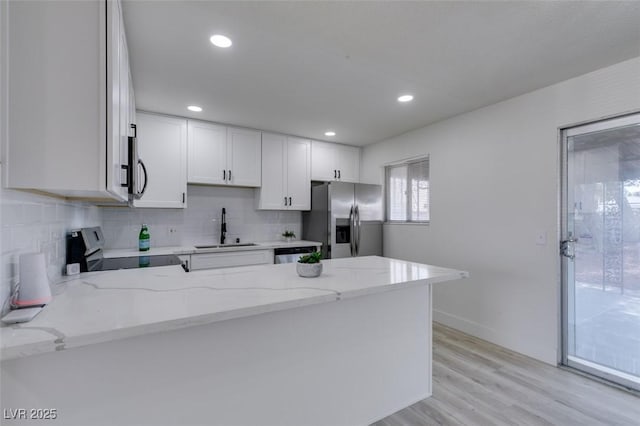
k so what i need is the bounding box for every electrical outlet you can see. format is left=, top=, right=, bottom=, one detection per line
left=535, top=231, right=547, bottom=246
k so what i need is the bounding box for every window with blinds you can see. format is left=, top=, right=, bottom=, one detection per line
left=385, top=157, right=430, bottom=223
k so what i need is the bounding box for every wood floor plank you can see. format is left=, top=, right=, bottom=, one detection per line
left=372, top=323, right=640, bottom=426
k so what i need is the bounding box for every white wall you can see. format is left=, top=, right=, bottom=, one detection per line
left=361, top=57, right=640, bottom=364
left=101, top=185, right=301, bottom=249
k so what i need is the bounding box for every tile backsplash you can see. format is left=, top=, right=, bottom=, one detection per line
left=0, top=164, right=102, bottom=315
left=101, top=185, right=301, bottom=249
left=0, top=178, right=302, bottom=315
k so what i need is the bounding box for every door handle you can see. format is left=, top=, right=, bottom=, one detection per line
left=560, top=237, right=578, bottom=260
left=228, top=170, right=232, bottom=181
left=354, top=205, right=361, bottom=256
left=223, top=170, right=226, bottom=181
left=338, top=170, right=341, bottom=179
left=289, top=196, right=292, bottom=206
left=334, top=170, right=337, bottom=179
left=284, top=196, right=288, bottom=206
left=349, top=206, right=355, bottom=257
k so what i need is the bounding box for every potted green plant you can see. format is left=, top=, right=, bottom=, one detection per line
left=296, top=251, right=323, bottom=278
left=282, top=230, right=296, bottom=242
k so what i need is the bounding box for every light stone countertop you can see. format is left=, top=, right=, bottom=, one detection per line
left=102, top=240, right=323, bottom=258
left=0, top=256, right=468, bottom=361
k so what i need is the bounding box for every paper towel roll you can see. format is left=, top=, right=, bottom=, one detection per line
left=13, top=252, right=52, bottom=307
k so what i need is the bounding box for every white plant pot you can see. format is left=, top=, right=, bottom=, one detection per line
left=296, top=262, right=323, bottom=278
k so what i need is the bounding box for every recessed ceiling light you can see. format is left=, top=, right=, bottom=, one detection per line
left=325, top=131, right=336, bottom=137
left=187, top=105, right=203, bottom=112
left=397, top=95, right=414, bottom=103
left=210, top=34, right=232, bottom=48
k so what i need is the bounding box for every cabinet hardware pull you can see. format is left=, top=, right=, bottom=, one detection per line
left=284, top=196, right=288, bottom=206
left=289, top=197, right=292, bottom=206
left=223, top=170, right=226, bottom=181
left=334, top=170, right=337, bottom=179
left=228, top=170, right=232, bottom=181
left=182, top=192, right=185, bottom=203
left=338, top=170, right=341, bottom=179
left=130, top=123, right=137, bottom=138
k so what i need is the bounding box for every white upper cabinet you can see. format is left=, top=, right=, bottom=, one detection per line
left=187, top=121, right=261, bottom=187
left=335, top=144, right=361, bottom=183
left=4, top=0, right=133, bottom=201
left=256, top=134, right=310, bottom=210
left=286, top=137, right=312, bottom=210
left=134, top=113, right=187, bottom=208
left=227, top=127, right=262, bottom=187
left=311, top=141, right=360, bottom=183
left=188, top=121, right=227, bottom=185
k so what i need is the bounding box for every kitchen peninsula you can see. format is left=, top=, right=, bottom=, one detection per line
left=1, top=256, right=468, bottom=426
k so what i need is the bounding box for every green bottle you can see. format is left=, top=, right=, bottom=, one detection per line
left=139, top=224, right=150, bottom=251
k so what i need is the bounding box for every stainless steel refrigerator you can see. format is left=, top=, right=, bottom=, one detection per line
left=302, top=182, right=383, bottom=259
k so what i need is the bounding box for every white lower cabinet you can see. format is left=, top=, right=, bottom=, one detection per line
left=134, top=112, right=187, bottom=208
left=189, top=250, right=274, bottom=271
left=256, top=133, right=311, bottom=210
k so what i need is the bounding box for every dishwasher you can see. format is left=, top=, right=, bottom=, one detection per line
left=274, top=246, right=318, bottom=264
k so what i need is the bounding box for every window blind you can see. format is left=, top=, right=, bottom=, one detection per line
left=386, top=157, right=429, bottom=223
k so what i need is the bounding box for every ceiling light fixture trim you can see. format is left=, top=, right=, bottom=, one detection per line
left=210, top=34, right=232, bottom=48
left=397, top=95, right=414, bottom=103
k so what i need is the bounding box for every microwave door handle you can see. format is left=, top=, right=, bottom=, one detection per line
left=136, top=159, right=148, bottom=198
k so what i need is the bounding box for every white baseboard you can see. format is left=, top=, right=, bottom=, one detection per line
left=433, top=310, right=557, bottom=365
left=365, top=392, right=432, bottom=426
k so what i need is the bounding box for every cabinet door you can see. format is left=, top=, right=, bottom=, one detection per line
left=227, top=127, right=261, bottom=187
left=187, top=120, right=227, bottom=184
left=190, top=250, right=274, bottom=271
left=286, top=137, right=311, bottom=210
left=311, top=140, right=337, bottom=181
left=118, top=19, right=131, bottom=198
left=256, top=133, right=286, bottom=209
left=106, top=0, right=128, bottom=202
left=134, top=113, right=187, bottom=208
left=336, top=145, right=360, bottom=183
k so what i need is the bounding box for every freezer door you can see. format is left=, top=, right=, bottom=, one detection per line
left=355, top=183, right=383, bottom=221
left=302, top=184, right=330, bottom=259
left=330, top=181, right=355, bottom=258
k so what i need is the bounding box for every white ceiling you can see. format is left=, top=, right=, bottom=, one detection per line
left=122, top=1, right=640, bottom=146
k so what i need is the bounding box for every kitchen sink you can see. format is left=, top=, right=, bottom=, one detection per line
left=194, top=243, right=258, bottom=249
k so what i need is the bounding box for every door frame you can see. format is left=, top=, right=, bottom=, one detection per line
left=559, top=111, right=640, bottom=392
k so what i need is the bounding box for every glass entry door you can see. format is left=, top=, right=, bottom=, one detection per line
left=561, top=113, right=640, bottom=391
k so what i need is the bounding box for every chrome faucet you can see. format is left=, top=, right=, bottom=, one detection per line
left=220, top=208, right=227, bottom=244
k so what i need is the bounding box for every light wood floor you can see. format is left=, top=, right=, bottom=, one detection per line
left=373, top=323, right=640, bottom=426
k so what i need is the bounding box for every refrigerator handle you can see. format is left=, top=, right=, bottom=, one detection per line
left=349, top=206, right=355, bottom=257
left=355, top=205, right=361, bottom=256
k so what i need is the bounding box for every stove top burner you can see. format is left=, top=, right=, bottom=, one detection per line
left=86, top=254, right=182, bottom=272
